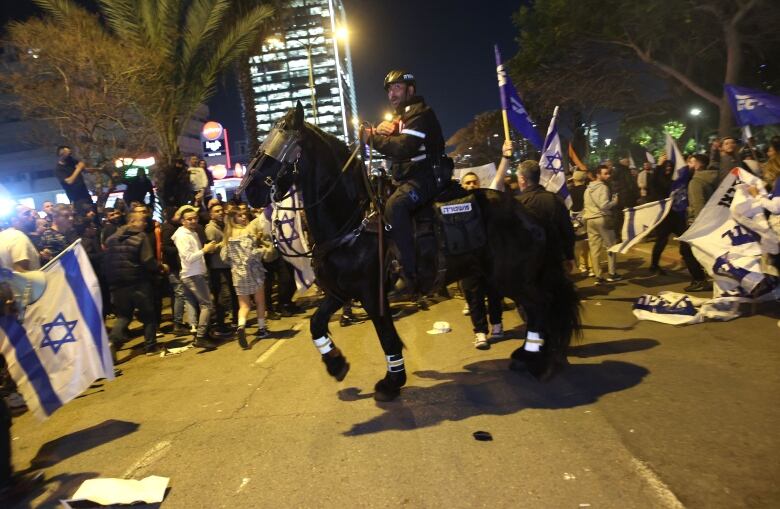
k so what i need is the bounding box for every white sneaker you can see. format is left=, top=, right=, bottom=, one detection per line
left=474, top=332, right=490, bottom=350
left=462, top=304, right=470, bottom=316
left=489, top=323, right=504, bottom=340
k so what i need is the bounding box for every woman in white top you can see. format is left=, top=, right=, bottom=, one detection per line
left=221, top=208, right=271, bottom=349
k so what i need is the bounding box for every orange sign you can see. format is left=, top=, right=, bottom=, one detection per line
left=202, top=121, right=224, bottom=141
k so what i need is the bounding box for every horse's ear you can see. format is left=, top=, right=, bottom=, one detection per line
left=293, top=101, right=305, bottom=129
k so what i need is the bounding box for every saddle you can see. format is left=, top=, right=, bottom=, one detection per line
left=360, top=176, right=488, bottom=296
left=410, top=183, right=488, bottom=293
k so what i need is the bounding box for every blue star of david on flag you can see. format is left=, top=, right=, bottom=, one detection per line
left=544, top=151, right=563, bottom=171
left=40, top=312, right=78, bottom=354
left=275, top=213, right=300, bottom=250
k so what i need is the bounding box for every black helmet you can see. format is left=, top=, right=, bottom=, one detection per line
left=384, top=70, right=416, bottom=91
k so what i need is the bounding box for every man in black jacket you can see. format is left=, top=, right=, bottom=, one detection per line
left=367, top=70, right=446, bottom=295
left=517, top=160, right=576, bottom=272
left=104, top=211, right=163, bottom=355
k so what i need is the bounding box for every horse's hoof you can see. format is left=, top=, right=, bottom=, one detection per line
left=322, top=352, right=350, bottom=381
left=373, top=371, right=406, bottom=401
left=509, top=348, right=552, bottom=380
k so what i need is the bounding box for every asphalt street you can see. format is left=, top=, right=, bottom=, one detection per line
left=8, top=244, right=780, bottom=508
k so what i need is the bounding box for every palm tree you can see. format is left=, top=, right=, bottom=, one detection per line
left=34, top=0, right=275, bottom=194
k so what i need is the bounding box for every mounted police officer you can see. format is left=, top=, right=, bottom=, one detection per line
left=366, top=70, right=447, bottom=296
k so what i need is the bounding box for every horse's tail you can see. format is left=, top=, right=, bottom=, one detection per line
left=539, top=254, right=582, bottom=364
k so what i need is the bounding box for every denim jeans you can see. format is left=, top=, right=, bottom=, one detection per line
left=181, top=274, right=214, bottom=338
left=169, top=273, right=195, bottom=326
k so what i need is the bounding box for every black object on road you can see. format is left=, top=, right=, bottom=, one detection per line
left=473, top=431, right=493, bottom=441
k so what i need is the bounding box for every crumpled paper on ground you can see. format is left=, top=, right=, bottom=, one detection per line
left=64, top=475, right=169, bottom=506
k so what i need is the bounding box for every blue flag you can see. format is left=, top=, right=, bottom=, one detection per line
left=495, top=45, right=543, bottom=149
left=665, top=134, right=690, bottom=213
left=725, top=84, right=780, bottom=127
left=0, top=241, right=113, bottom=419
left=538, top=106, right=571, bottom=207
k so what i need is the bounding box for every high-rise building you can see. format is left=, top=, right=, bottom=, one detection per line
left=248, top=0, right=358, bottom=144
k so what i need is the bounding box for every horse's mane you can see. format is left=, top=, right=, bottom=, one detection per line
left=304, top=122, right=355, bottom=165
left=300, top=120, right=366, bottom=205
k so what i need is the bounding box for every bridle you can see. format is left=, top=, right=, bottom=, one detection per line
left=238, top=122, right=371, bottom=258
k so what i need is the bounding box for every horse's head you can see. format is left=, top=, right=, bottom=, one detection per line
left=238, top=101, right=306, bottom=208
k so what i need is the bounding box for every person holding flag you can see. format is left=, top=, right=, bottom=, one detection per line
left=516, top=160, right=576, bottom=274
left=538, top=106, right=572, bottom=208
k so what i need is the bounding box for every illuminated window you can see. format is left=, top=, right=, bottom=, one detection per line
left=55, top=193, right=70, bottom=204
left=17, top=197, right=35, bottom=209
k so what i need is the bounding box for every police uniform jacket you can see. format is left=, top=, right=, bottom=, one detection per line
left=370, top=96, right=445, bottom=183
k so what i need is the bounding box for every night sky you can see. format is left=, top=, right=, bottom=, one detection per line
left=212, top=0, right=524, bottom=147
left=3, top=0, right=525, bottom=145
left=341, top=0, right=522, bottom=138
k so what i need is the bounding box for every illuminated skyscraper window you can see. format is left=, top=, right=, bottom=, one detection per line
left=248, top=0, right=358, bottom=144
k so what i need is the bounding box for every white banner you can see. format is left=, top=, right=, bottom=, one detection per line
left=453, top=163, right=497, bottom=187
left=679, top=167, right=778, bottom=299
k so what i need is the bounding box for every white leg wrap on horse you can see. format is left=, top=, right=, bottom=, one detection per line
left=386, top=354, right=405, bottom=373
left=313, top=335, right=334, bottom=355
left=524, top=331, right=544, bottom=352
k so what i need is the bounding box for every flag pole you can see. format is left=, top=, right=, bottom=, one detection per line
left=501, top=109, right=511, bottom=142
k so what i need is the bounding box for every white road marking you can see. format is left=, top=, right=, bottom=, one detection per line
left=630, top=457, right=685, bottom=508
left=236, top=477, right=251, bottom=493
left=254, top=340, right=286, bottom=365
left=122, top=440, right=172, bottom=478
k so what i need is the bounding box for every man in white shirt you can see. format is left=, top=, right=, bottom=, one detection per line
left=171, top=206, right=219, bottom=349
left=0, top=206, right=40, bottom=271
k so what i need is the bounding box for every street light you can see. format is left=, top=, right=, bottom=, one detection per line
left=383, top=112, right=393, bottom=122
left=335, top=26, right=349, bottom=42
left=689, top=107, right=702, bottom=151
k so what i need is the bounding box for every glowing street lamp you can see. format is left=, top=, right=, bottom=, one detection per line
left=335, top=26, right=349, bottom=42
left=690, top=107, right=702, bottom=150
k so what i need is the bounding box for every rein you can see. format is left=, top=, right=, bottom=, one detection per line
left=270, top=141, right=362, bottom=212
left=268, top=129, right=373, bottom=259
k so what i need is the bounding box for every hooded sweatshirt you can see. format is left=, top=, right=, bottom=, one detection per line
left=582, top=180, right=618, bottom=220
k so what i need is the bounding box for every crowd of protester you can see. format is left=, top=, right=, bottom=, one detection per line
left=1, top=132, right=779, bottom=502
left=535, top=135, right=780, bottom=292
left=1, top=152, right=308, bottom=364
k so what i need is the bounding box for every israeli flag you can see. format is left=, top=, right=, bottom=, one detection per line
left=665, top=134, right=690, bottom=212
left=494, top=45, right=544, bottom=149
left=539, top=106, right=572, bottom=208
left=679, top=167, right=779, bottom=299
left=0, top=241, right=113, bottom=420
left=725, top=84, right=780, bottom=127
left=609, top=194, right=674, bottom=254
left=271, top=189, right=315, bottom=293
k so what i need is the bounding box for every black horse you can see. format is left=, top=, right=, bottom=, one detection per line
left=239, top=103, right=581, bottom=401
